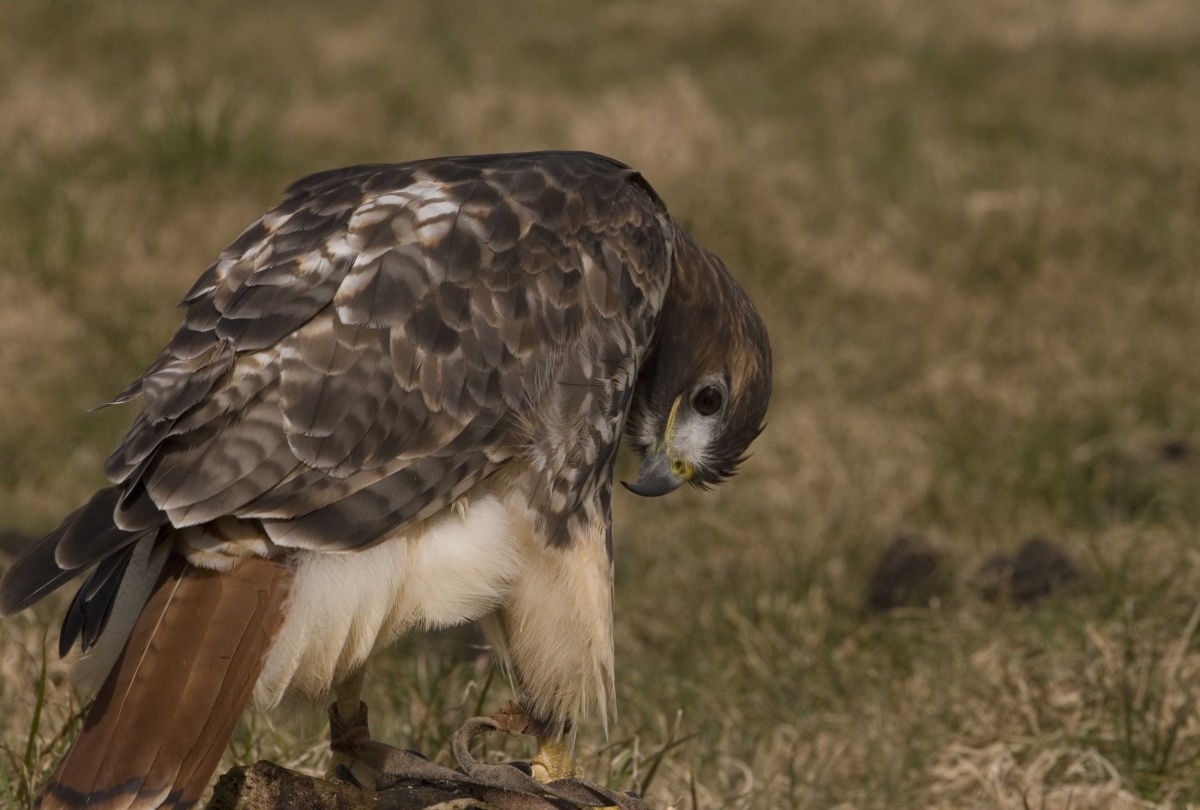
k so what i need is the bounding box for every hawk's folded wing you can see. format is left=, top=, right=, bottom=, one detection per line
left=102, top=152, right=672, bottom=553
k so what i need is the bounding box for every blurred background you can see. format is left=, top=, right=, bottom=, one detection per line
left=2, top=1, right=1200, bottom=808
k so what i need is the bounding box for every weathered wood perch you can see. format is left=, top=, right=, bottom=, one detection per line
left=205, top=705, right=656, bottom=810
left=204, top=759, right=653, bottom=810
left=205, top=760, right=492, bottom=810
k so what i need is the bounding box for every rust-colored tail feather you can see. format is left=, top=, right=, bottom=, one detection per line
left=36, top=554, right=291, bottom=810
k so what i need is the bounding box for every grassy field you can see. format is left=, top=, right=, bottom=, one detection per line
left=2, top=0, right=1200, bottom=807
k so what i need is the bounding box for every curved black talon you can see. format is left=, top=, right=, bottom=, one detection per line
left=508, top=760, right=533, bottom=776
left=333, top=764, right=366, bottom=790
left=403, top=748, right=428, bottom=760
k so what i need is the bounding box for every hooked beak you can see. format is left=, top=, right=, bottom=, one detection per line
left=622, top=447, right=688, bottom=497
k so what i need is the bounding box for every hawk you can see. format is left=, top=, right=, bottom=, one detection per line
left=0, top=151, right=771, bottom=809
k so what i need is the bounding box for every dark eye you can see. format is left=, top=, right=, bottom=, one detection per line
left=693, top=386, right=723, bottom=416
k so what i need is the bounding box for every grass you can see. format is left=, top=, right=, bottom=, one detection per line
left=2, top=0, right=1200, bottom=807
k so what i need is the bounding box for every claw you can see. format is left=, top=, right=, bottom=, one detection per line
left=326, top=701, right=653, bottom=809
left=326, top=699, right=379, bottom=789
left=327, top=700, right=465, bottom=792
left=331, top=763, right=368, bottom=790
left=477, top=702, right=582, bottom=783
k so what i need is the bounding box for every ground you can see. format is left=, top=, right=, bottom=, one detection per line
left=1, top=1, right=1200, bottom=808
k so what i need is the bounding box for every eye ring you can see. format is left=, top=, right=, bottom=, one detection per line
left=692, top=385, right=723, bottom=416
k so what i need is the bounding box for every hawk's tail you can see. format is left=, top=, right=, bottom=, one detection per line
left=35, top=553, right=291, bottom=810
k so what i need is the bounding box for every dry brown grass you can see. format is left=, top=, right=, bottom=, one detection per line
left=2, top=0, right=1200, bottom=807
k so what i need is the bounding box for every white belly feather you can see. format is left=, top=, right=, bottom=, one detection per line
left=76, top=477, right=615, bottom=728
left=254, top=491, right=525, bottom=710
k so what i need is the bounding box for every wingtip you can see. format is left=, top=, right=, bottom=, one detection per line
left=0, top=558, right=73, bottom=618
left=0, top=515, right=81, bottom=617
left=0, top=587, right=23, bottom=618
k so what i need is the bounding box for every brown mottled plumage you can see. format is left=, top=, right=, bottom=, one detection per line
left=0, top=151, right=771, bottom=809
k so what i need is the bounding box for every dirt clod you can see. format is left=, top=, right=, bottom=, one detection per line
left=977, top=538, right=1077, bottom=604
left=867, top=536, right=945, bottom=611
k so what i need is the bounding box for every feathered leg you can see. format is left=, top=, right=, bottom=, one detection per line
left=478, top=516, right=615, bottom=785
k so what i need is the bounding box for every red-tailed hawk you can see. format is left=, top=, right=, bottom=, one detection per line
left=0, top=151, right=771, bottom=809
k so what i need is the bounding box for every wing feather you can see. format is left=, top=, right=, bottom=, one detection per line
left=55, top=488, right=141, bottom=571
left=98, top=151, right=672, bottom=554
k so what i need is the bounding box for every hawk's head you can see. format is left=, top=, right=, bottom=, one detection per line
left=624, top=231, right=772, bottom=496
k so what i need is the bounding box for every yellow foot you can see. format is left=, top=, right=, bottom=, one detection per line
left=530, top=737, right=582, bottom=783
